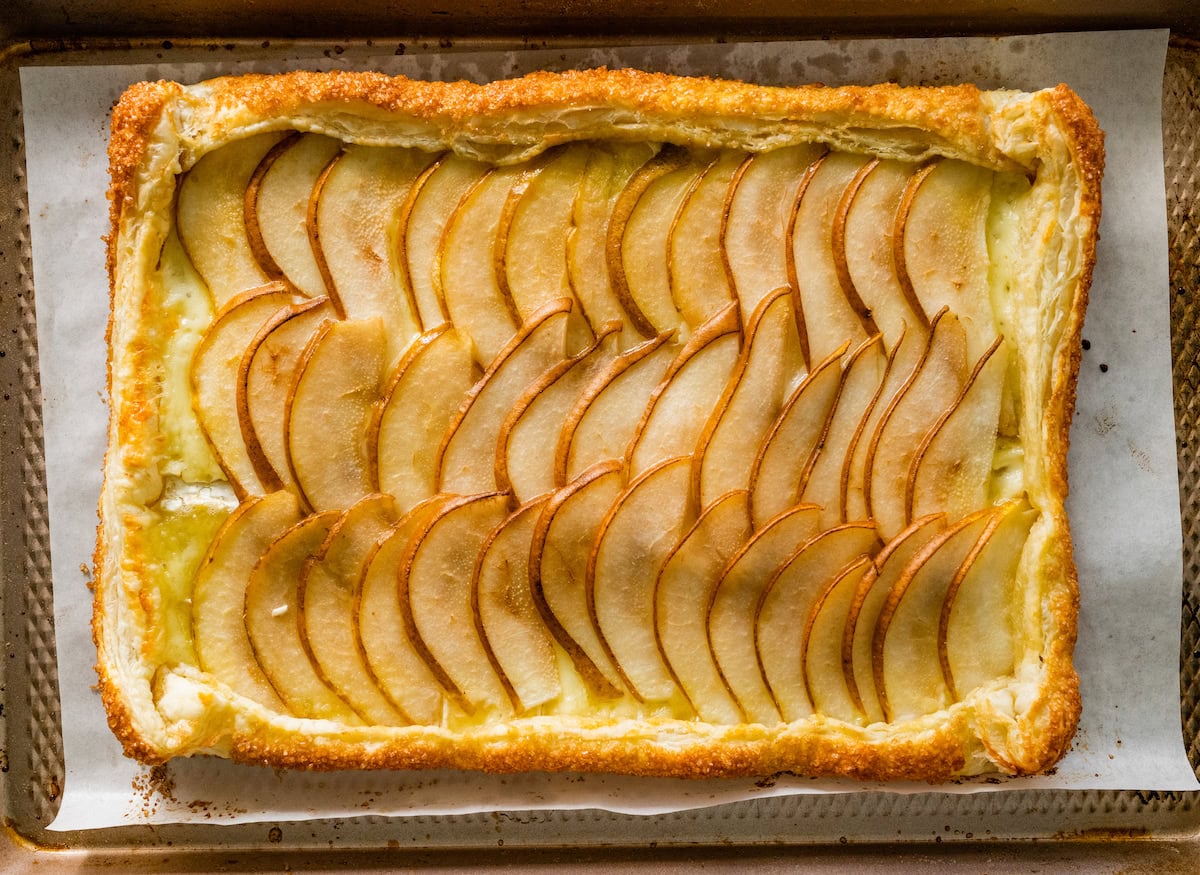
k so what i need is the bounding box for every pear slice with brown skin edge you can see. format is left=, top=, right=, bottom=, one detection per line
left=608, top=145, right=697, bottom=339
left=898, top=158, right=997, bottom=363
left=238, top=295, right=332, bottom=494
left=757, top=522, right=881, bottom=722
left=626, top=302, right=741, bottom=479
left=176, top=131, right=285, bottom=307
left=569, top=142, right=659, bottom=347
left=370, top=324, right=479, bottom=512
left=693, top=286, right=802, bottom=510
left=670, top=151, right=745, bottom=328
left=589, top=456, right=695, bottom=704
left=941, top=498, right=1035, bottom=699
left=497, top=324, right=621, bottom=505
left=298, top=494, right=406, bottom=725
left=473, top=497, right=561, bottom=712
left=724, top=144, right=825, bottom=322
left=907, top=335, right=1008, bottom=523
left=790, top=151, right=874, bottom=364
left=800, top=333, right=888, bottom=530
left=191, top=282, right=294, bottom=500
left=829, top=158, right=883, bottom=338
left=312, top=144, right=436, bottom=360
left=436, top=298, right=571, bottom=496
left=892, top=159, right=939, bottom=331
left=865, top=306, right=968, bottom=539
left=402, top=154, right=489, bottom=331
left=355, top=494, right=455, bottom=725
left=192, top=490, right=301, bottom=713
left=655, top=489, right=751, bottom=723
left=529, top=460, right=627, bottom=698
left=242, top=132, right=300, bottom=285
left=557, top=329, right=676, bottom=486
left=800, top=555, right=873, bottom=723
left=707, top=503, right=821, bottom=724
left=748, top=340, right=847, bottom=530
left=438, top=165, right=524, bottom=367
left=402, top=491, right=513, bottom=716
left=285, top=317, right=388, bottom=513
left=249, top=133, right=343, bottom=298
left=783, top=151, right=829, bottom=369
left=843, top=512, right=946, bottom=724
left=843, top=325, right=924, bottom=522
left=839, top=159, right=925, bottom=352
left=498, top=144, right=595, bottom=353
left=244, top=509, right=356, bottom=722
left=874, top=506, right=994, bottom=722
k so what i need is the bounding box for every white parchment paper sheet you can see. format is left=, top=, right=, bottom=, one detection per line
left=20, top=29, right=1197, bottom=831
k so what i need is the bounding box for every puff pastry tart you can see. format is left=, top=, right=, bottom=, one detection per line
left=97, top=69, right=1102, bottom=780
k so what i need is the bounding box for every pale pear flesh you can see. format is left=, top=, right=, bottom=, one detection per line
left=169, top=130, right=1036, bottom=735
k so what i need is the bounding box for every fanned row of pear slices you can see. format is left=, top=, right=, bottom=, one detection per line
left=178, top=131, right=1029, bottom=728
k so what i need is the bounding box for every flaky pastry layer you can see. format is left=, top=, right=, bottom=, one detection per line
left=98, top=68, right=1102, bottom=780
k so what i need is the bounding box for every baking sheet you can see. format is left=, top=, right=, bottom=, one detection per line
left=19, top=29, right=1197, bottom=832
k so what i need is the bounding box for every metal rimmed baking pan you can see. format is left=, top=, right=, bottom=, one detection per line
left=2, top=12, right=1200, bottom=870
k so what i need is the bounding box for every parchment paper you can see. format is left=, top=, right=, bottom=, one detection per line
left=20, top=29, right=1197, bottom=832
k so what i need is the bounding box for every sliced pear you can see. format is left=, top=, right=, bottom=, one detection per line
left=724, top=144, right=825, bottom=320
left=400, top=155, right=488, bottom=330
left=371, top=324, right=479, bottom=511
left=874, top=507, right=994, bottom=722
left=356, top=495, right=455, bottom=725
left=757, top=522, right=881, bottom=721
left=609, top=146, right=697, bottom=338
left=473, top=498, right=561, bottom=712
left=402, top=492, right=513, bottom=715
left=299, top=494, right=405, bottom=725
left=191, top=282, right=294, bottom=499
left=655, top=489, right=751, bottom=723
left=707, top=503, right=821, bottom=723
left=286, top=317, right=387, bottom=512
left=176, top=132, right=284, bottom=306
left=908, top=336, right=1008, bottom=523
left=238, top=295, right=332, bottom=494
left=693, top=287, right=802, bottom=509
left=627, top=302, right=740, bottom=478
left=249, top=133, right=342, bottom=296
left=557, top=330, right=676, bottom=485
left=839, top=158, right=925, bottom=352
left=245, top=509, right=356, bottom=722
left=941, top=499, right=1036, bottom=699
left=498, top=325, right=620, bottom=504
left=799, top=334, right=888, bottom=529
left=865, top=308, right=968, bottom=538
left=569, top=142, right=659, bottom=344
left=499, top=144, right=594, bottom=352
left=589, top=456, right=694, bottom=704
left=192, top=490, right=300, bottom=711
left=843, top=327, right=924, bottom=521
left=844, top=513, right=947, bottom=724
left=670, top=151, right=744, bottom=327
left=748, top=341, right=845, bottom=529
left=437, top=299, right=571, bottom=495
left=897, top=158, right=996, bottom=362
left=800, top=555, right=873, bottom=723
left=529, top=460, right=627, bottom=697
left=790, top=151, right=873, bottom=363
left=312, top=144, right=436, bottom=359
left=439, top=165, right=527, bottom=366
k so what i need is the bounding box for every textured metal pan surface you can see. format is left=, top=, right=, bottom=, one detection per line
left=0, top=33, right=1198, bottom=871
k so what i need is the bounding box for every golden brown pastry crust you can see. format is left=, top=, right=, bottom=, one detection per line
left=96, top=68, right=1103, bottom=780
